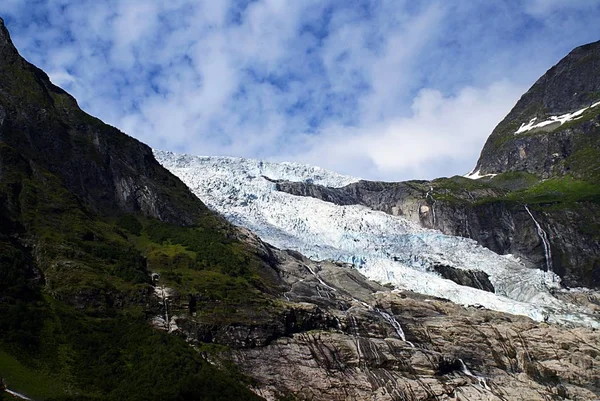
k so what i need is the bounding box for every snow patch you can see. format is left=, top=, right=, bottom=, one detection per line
left=464, top=169, right=498, bottom=180
left=515, top=101, right=600, bottom=135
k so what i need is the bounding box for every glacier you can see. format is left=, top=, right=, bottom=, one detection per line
left=155, top=150, right=599, bottom=328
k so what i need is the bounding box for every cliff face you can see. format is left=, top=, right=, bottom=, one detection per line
left=0, top=18, right=206, bottom=226
left=475, top=40, right=600, bottom=180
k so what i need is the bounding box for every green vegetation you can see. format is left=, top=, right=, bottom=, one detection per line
left=423, top=176, right=506, bottom=204
left=506, top=176, right=600, bottom=205
left=0, top=350, right=66, bottom=399
left=145, top=220, right=252, bottom=277
left=116, top=215, right=143, bottom=236
left=487, top=171, right=540, bottom=191
left=0, top=140, right=273, bottom=399
left=425, top=166, right=599, bottom=214
left=0, top=298, right=263, bottom=400
left=432, top=176, right=493, bottom=192
left=134, top=218, right=279, bottom=326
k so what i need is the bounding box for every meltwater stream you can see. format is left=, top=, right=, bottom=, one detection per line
left=155, top=151, right=599, bottom=328
left=524, top=205, right=554, bottom=277
left=5, top=389, right=32, bottom=400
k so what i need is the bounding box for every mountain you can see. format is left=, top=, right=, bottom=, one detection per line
left=475, top=40, right=600, bottom=180
left=0, top=16, right=275, bottom=400
left=2, top=16, right=600, bottom=401
left=270, top=43, right=600, bottom=290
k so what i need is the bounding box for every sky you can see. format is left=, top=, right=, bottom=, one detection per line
left=1, top=1, right=600, bottom=181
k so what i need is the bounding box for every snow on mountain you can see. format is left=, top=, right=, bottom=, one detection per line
left=155, top=150, right=599, bottom=328
left=514, top=100, right=600, bottom=135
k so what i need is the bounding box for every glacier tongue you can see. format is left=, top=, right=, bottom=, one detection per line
left=155, top=150, right=599, bottom=328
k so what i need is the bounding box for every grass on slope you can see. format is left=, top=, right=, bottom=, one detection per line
left=505, top=176, right=600, bottom=205
left=0, top=350, right=65, bottom=399
left=0, top=143, right=272, bottom=400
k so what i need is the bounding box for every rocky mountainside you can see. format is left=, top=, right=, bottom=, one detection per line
left=229, top=252, right=600, bottom=400
left=0, top=16, right=277, bottom=400
left=475, top=40, right=600, bottom=179
left=2, top=16, right=600, bottom=401
left=274, top=42, right=600, bottom=290
left=0, top=21, right=205, bottom=226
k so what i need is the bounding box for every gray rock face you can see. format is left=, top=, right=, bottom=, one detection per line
left=275, top=180, right=426, bottom=221
left=160, top=241, right=600, bottom=400
left=0, top=18, right=205, bottom=225
left=432, top=264, right=495, bottom=293
left=475, top=40, right=600, bottom=178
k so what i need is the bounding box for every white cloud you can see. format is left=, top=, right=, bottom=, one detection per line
left=2, top=1, right=600, bottom=181
left=285, top=80, right=524, bottom=181
left=48, top=70, right=77, bottom=88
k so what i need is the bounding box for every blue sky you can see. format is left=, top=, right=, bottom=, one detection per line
left=1, top=0, right=600, bottom=180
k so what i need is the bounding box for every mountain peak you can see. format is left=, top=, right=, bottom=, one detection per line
left=0, top=17, right=21, bottom=65
left=0, top=18, right=207, bottom=225
left=0, top=16, right=12, bottom=44
left=474, top=39, right=600, bottom=179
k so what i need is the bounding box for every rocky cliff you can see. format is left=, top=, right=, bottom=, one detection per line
left=229, top=254, right=600, bottom=400
left=0, top=18, right=206, bottom=226
left=156, top=240, right=600, bottom=400
left=276, top=41, right=600, bottom=289
left=475, top=40, right=600, bottom=180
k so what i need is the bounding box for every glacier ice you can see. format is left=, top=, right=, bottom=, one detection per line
left=155, top=150, right=599, bottom=328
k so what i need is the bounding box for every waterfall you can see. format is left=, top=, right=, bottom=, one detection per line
left=162, top=287, right=169, bottom=331
left=458, top=359, right=490, bottom=390
left=153, top=285, right=173, bottom=332
left=524, top=205, right=553, bottom=276
left=5, top=389, right=33, bottom=400
left=304, top=264, right=337, bottom=292
left=426, top=186, right=437, bottom=227
left=375, top=308, right=415, bottom=347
